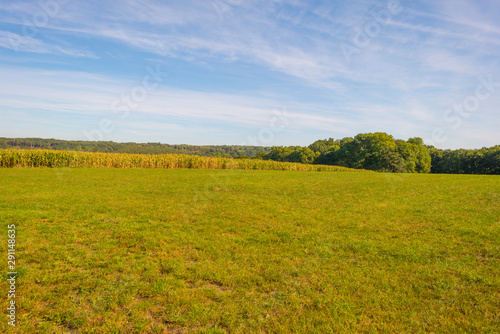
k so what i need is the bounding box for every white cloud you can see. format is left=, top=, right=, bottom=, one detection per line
left=0, top=0, right=499, bottom=148
left=0, top=31, right=97, bottom=58
left=0, top=67, right=352, bottom=136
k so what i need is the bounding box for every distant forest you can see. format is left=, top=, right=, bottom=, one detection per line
left=0, top=137, right=271, bottom=158
left=1, top=134, right=499, bottom=174
left=257, top=133, right=500, bottom=175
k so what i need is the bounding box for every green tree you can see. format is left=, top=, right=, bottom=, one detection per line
left=333, top=133, right=404, bottom=172
left=287, top=147, right=319, bottom=164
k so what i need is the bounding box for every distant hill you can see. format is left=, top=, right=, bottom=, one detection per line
left=0, top=137, right=271, bottom=158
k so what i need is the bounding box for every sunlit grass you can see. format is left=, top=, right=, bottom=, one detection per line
left=0, top=168, right=499, bottom=333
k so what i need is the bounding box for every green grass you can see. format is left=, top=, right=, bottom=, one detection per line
left=1, top=168, right=499, bottom=333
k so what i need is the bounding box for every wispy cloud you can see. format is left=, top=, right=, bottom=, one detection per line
left=0, top=31, right=97, bottom=58
left=0, top=67, right=354, bottom=143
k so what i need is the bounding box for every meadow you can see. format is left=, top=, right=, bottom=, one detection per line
left=0, top=167, right=499, bottom=333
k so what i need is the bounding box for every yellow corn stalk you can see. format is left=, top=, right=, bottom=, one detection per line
left=0, top=149, right=366, bottom=172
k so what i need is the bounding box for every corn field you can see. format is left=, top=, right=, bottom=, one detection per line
left=0, top=149, right=365, bottom=172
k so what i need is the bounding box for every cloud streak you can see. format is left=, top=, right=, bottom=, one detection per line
left=0, top=0, right=499, bottom=148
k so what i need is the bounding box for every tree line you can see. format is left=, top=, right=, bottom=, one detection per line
left=428, top=147, right=500, bottom=174
left=257, top=133, right=499, bottom=175
left=1, top=134, right=498, bottom=174
left=0, top=138, right=270, bottom=158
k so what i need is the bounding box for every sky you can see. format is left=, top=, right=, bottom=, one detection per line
left=0, top=0, right=499, bottom=149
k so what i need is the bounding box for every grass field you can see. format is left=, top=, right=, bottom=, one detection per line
left=1, top=168, right=499, bottom=333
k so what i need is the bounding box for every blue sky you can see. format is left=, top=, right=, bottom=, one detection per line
left=0, top=0, right=499, bottom=149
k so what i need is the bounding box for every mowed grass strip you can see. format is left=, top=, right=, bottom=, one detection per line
left=0, top=168, right=499, bottom=333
